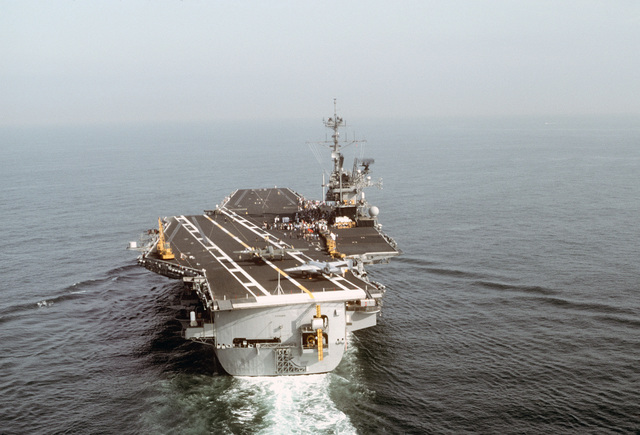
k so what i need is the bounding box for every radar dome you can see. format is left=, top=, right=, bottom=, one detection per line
left=369, top=206, right=379, bottom=217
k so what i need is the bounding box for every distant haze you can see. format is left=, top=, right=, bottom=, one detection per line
left=2, top=1, right=640, bottom=126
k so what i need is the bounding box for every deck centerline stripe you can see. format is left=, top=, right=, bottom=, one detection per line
left=176, top=216, right=270, bottom=297
left=215, top=209, right=358, bottom=292
left=204, top=214, right=315, bottom=299
left=180, top=216, right=263, bottom=296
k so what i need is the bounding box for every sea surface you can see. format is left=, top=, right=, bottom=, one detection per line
left=1, top=116, right=639, bottom=434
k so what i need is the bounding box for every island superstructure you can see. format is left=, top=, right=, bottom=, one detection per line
left=130, top=103, right=400, bottom=376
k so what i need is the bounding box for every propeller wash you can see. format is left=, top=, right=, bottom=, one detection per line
left=128, top=102, right=401, bottom=376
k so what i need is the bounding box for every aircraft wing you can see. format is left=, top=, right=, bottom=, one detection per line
left=283, top=264, right=321, bottom=275
left=284, top=259, right=353, bottom=277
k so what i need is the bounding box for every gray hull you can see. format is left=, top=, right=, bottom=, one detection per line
left=130, top=106, right=399, bottom=376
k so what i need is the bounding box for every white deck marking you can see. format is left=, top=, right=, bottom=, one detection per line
left=212, top=209, right=360, bottom=293
left=204, top=214, right=317, bottom=299
left=175, top=216, right=270, bottom=297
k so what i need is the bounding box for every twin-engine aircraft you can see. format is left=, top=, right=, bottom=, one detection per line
left=284, top=259, right=353, bottom=278
left=234, top=245, right=306, bottom=262
left=236, top=245, right=353, bottom=278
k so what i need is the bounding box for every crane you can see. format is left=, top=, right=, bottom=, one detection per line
left=156, top=217, right=175, bottom=260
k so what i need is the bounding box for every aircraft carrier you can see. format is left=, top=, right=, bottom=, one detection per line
left=129, top=103, right=400, bottom=376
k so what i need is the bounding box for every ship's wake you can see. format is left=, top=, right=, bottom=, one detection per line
left=232, top=374, right=356, bottom=434
left=141, top=372, right=358, bottom=434
left=139, top=337, right=368, bottom=434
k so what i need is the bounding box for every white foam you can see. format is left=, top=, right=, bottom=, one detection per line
left=230, top=374, right=357, bottom=434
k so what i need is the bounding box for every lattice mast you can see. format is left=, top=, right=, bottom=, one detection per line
left=322, top=99, right=380, bottom=208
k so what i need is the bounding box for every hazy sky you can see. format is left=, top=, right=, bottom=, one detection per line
left=2, top=1, right=640, bottom=126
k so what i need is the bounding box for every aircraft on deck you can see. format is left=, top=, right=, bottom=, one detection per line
left=284, top=259, right=353, bottom=277
left=234, top=245, right=306, bottom=262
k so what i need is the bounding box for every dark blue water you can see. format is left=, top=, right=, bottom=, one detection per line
left=1, top=117, right=639, bottom=434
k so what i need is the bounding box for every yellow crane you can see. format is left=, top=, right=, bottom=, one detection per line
left=315, top=305, right=323, bottom=361
left=156, top=217, right=175, bottom=260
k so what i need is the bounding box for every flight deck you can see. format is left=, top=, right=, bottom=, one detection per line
left=140, top=188, right=398, bottom=308
left=130, top=104, right=400, bottom=376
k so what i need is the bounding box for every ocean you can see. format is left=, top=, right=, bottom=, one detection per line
left=1, top=116, right=638, bottom=434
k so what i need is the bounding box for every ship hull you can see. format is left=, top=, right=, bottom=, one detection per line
left=130, top=106, right=400, bottom=376
left=211, top=303, right=348, bottom=376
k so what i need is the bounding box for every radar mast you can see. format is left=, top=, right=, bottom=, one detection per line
left=324, top=98, right=347, bottom=179
left=321, top=100, right=381, bottom=222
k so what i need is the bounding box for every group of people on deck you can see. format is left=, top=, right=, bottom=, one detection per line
left=260, top=197, right=339, bottom=243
